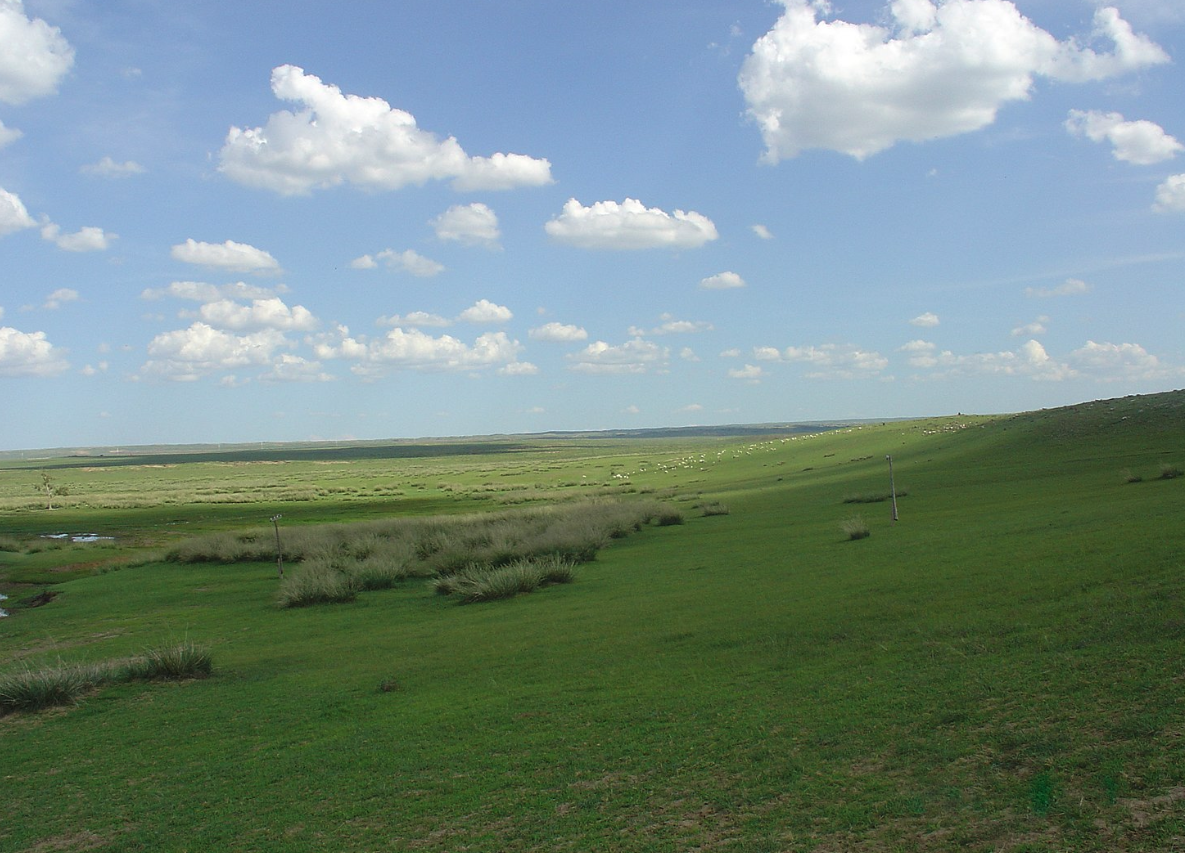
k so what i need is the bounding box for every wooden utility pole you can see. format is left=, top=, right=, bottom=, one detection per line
left=886, top=455, right=899, bottom=522
left=270, top=514, right=285, bottom=577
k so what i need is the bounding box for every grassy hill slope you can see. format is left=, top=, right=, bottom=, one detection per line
left=1, top=392, right=1183, bottom=852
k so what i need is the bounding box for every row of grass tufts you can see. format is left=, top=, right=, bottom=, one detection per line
left=432, top=555, right=576, bottom=603
left=266, top=499, right=681, bottom=608
left=0, top=642, right=212, bottom=715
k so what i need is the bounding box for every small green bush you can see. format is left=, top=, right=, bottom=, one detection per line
left=1121, top=469, right=1143, bottom=484
left=1159, top=463, right=1182, bottom=480
left=842, top=516, right=871, bottom=540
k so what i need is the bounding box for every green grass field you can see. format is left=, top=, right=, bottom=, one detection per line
left=2, top=392, right=1183, bottom=851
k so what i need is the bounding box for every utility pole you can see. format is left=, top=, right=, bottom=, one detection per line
left=886, top=455, right=899, bottom=522
left=270, top=514, right=285, bottom=577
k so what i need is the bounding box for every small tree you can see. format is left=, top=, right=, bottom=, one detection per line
left=38, top=471, right=69, bottom=510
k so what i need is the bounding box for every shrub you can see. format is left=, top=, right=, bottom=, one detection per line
left=0, top=535, right=22, bottom=552
left=1159, top=463, right=1183, bottom=480
left=1121, top=469, right=1143, bottom=484
left=841, top=516, right=871, bottom=540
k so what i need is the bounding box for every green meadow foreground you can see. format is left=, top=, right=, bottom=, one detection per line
left=1, top=393, right=1183, bottom=852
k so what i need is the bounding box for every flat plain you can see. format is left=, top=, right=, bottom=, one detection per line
left=1, top=391, right=1183, bottom=852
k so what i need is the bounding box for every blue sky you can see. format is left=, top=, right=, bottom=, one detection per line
left=1, top=0, right=1182, bottom=449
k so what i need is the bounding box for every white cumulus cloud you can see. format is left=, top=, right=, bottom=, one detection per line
left=80, top=156, right=146, bottom=178
left=628, top=314, right=713, bottom=336
left=140, top=323, right=291, bottom=382
left=728, top=364, right=765, bottom=381
left=529, top=322, right=588, bottom=342
left=1026, top=278, right=1090, bottom=298
left=0, top=325, right=69, bottom=376
left=567, top=338, right=670, bottom=374
left=458, top=299, right=512, bottom=324
left=1153, top=174, right=1185, bottom=212
left=0, top=119, right=20, bottom=148
left=314, top=326, right=525, bottom=375
left=194, top=297, right=318, bottom=332
left=0, top=186, right=36, bottom=236
left=351, top=248, right=444, bottom=277
left=41, top=223, right=116, bottom=252
left=700, top=271, right=746, bottom=290
left=910, top=312, right=940, bottom=328
left=218, top=65, right=552, bottom=196
left=172, top=239, right=281, bottom=274
left=739, top=1, right=1169, bottom=161
left=43, top=287, right=79, bottom=309
left=0, top=0, right=74, bottom=106
left=431, top=203, right=501, bottom=248
left=1066, top=110, right=1183, bottom=165
left=759, top=343, right=889, bottom=379
left=1068, top=340, right=1179, bottom=381
left=545, top=198, right=718, bottom=250
left=378, top=311, right=450, bottom=328
left=141, top=281, right=287, bottom=303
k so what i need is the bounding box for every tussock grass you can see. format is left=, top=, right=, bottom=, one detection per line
left=434, top=556, right=576, bottom=603
left=1159, top=463, right=1182, bottom=480
left=842, top=490, right=907, bottom=504
left=698, top=501, right=730, bottom=516
left=0, top=643, right=212, bottom=715
left=276, top=558, right=357, bottom=608
left=841, top=515, right=871, bottom=540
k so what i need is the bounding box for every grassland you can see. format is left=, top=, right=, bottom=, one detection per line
left=1, top=391, right=1183, bottom=851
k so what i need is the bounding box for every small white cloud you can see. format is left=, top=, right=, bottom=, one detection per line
left=728, top=363, right=765, bottom=381
left=0, top=187, right=36, bottom=236
left=680, top=347, right=700, bottom=361
left=699, top=271, right=746, bottom=290
left=1153, top=174, right=1185, bottom=213
left=378, top=311, right=450, bottom=328
left=567, top=338, right=670, bottom=374
left=41, top=222, right=116, bottom=252
left=431, top=202, right=501, bottom=248
left=0, top=1, right=74, bottom=106
left=80, top=156, right=146, bottom=178
left=624, top=405, right=641, bottom=415
left=679, top=403, right=704, bottom=413
left=760, top=343, right=888, bottom=379
left=529, top=322, right=588, bottom=342
left=545, top=198, right=718, bottom=250
left=498, top=361, right=539, bottom=376
left=218, top=65, right=552, bottom=195
left=141, top=281, right=286, bottom=302
left=352, top=248, right=444, bottom=277
left=43, top=288, right=79, bottom=309
left=1066, top=110, right=1182, bottom=165
left=1011, top=316, right=1049, bottom=337
left=719, top=348, right=741, bottom=358
left=0, top=119, right=21, bottom=149
left=628, top=314, right=713, bottom=336
left=172, top=239, right=281, bottom=274
left=910, top=312, right=939, bottom=328
left=458, top=299, right=513, bottom=324
left=1026, top=278, right=1090, bottom=298
left=258, top=354, right=333, bottom=383
left=750, top=224, right=773, bottom=240
left=899, top=339, right=937, bottom=368
left=0, top=325, right=69, bottom=377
